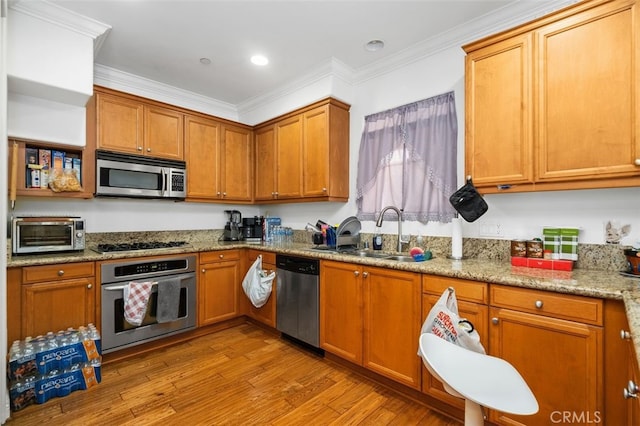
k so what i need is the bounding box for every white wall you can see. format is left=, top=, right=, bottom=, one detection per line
left=13, top=40, right=640, bottom=246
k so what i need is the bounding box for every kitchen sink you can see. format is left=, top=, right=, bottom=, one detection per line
left=384, top=255, right=416, bottom=262
left=345, top=250, right=392, bottom=258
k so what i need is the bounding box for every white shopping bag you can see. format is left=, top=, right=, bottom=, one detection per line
left=420, top=287, right=485, bottom=354
left=242, top=255, right=276, bottom=308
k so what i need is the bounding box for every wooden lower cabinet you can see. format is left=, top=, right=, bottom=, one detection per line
left=245, top=250, right=277, bottom=328
left=19, top=262, right=96, bottom=339
left=628, top=343, right=640, bottom=425
left=198, top=250, right=241, bottom=326
left=421, top=276, right=488, bottom=410
left=320, top=260, right=421, bottom=389
left=489, top=286, right=603, bottom=426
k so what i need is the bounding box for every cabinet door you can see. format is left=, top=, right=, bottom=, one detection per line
left=144, top=105, right=184, bottom=160
left=364, top=267, right=421, bottom=389
left=604, top=300, right=632, bottom=426
left=185, top=114, right=221, bottom=200
left=302, top=105, right=329, bottom=197
left=220, top=124, right=253, bottom=201
left=248, top=260, right=277, bottom=327
left=489, top=307, right=602, bottom=426
left=275, top=115, right=303, bottom=199
left=465, top=33, right=533, bottom=188
left=628, top=343, right=640, bottom=425
left=537, top=0, right=640, bottom=182
left=198, top=260, right=240, bottom=325
left=254, top=125, right=277, bottom=201
left=22, top=278, right=95, bottom=337
left=421, top=294, right=488, bottom=408
left=96, top=92, right=144, bottom=155
left=320, top=260, right=363, bottom=364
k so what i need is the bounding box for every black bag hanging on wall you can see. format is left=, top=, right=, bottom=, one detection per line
left=449, top=177, right=488, bottom=222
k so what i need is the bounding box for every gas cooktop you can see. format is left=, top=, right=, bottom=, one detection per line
left=93, top=241, right=188, bottom=253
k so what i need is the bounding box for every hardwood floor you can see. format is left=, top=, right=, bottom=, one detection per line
left=7, top=323, right=460, bottom=425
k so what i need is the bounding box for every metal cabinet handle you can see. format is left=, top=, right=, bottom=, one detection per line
left=137, top=147, right=143, bottom=151
left=322, top=187, right=327, bottom=192
left=492, top=317, right=499, bottom=325
left=624, top=380, right=639, bottom=399
left=58, top=270, right=64, bottom=277
left=535, top=300, right=543, bottom=309
left=219, top=254, right=224, bottom=259
left=201, top=269, right=206, bottom=273
left=146, top=148, right=151, bottom=152
left=621, top=330, right=631, bottom=340
left=362, top=272, right=369, bottom=278
left=354, top=271, right=360, bottom=277
left=222, top=192, right=227, bottom=197
left=635, top=159, right=640, bottom=166
left=217, top=191, right=221, bottom=196
left=87, top=284, right=92, bottom=289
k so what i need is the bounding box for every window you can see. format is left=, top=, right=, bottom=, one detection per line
left=356, top=91, right=458, bottom=223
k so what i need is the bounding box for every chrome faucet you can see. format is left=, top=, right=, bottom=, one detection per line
left=375, top=206, right=404, bottom=252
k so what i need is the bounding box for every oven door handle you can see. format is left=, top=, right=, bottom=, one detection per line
left=104, top=281, right=159, bottom=291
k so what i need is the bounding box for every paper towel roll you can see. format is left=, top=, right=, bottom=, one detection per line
left=451, top=216, right=463, bottom=259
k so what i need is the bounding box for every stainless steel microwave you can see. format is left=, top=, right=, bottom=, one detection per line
left=12, top=217, right=86, bottom=255
left=95, top=150, right=186, bottom=200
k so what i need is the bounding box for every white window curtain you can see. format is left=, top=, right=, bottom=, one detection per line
left=356, top=91, right=458, bottom=224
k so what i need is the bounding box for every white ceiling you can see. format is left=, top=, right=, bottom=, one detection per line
left=45, top=0, right=573, bottom=106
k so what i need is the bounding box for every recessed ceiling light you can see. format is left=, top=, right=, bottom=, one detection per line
left=199, top=57, right=211, bottom=65
left=365, top=40, right=385, bottom=52
left=251, top=55, right=269, bottom=66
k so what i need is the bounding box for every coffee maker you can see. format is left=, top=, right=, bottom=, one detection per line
left=242, top=216, right=264, bottom=242
left=223, top=210, right=243, bottom=241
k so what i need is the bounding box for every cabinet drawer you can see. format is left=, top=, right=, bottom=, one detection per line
left=200, top=250, right=241, bottom=264
left=247, top=250, right=275, bottom=264
left=423, top=275, right=488, bottom=304
left=490, top=285, right=603, bottom=325
left=22, top=262, right=95, bottom=284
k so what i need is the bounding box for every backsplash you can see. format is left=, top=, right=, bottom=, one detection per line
left=8, top=229, right=623, bottom=273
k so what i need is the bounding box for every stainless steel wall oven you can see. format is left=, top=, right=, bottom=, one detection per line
left=100, top=254, right=197, bottom=353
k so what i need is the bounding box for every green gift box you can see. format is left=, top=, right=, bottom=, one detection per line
left=543, top=227, right=561, bottom=259
left=560, top=227, right=580, bottom=261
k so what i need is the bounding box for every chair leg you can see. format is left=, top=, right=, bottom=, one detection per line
left=464, top=399, right=484, bottom=426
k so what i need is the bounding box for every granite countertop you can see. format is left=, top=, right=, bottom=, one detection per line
left=8, top=240, right=640, bottom=367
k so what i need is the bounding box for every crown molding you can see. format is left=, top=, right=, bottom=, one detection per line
left=9, top=0, right=111, bottom=57
left=94, top=64, right=239, bottom=120
left=236, top=57, right=356, bottom=119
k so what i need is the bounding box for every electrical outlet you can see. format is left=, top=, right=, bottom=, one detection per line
left=480, top=223, right=502, bottom=237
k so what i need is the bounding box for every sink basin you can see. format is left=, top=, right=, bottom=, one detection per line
left=345, top=250, right=391, bottom=258
left=384, top=255, right=416, bottom=262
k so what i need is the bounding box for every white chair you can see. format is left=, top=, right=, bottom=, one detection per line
left=418, top=333, right=538, bottom=426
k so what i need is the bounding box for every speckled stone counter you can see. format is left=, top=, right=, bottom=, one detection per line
left=7, top=231, right=640, bottom=369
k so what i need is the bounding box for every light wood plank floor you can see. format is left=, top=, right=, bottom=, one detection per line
left=7, top=323, right=460, bottom=425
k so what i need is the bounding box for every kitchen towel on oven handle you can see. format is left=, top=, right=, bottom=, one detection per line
left=123, top=281, right=155, bottom=326
left=242, top=255, right=276, bottom=308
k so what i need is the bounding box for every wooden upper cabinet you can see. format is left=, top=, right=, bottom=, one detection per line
left=464, top=0, right=640, bottom=194
left=536, top=0, right=639, bottom=182
left=254, top=125, right=277, bottom=201
left=95, top=88, right=184, bottom=161
left=275, top=115, right=303, bottom=199
left=184, top=114, right=221, bottom=200
left=185, top=115, right=253, bottom=203
left=220, top=124, right=253, bottom=202
left=96, top=92, right=144, bottom=155
left=143, top=105, right=184, bottom=160
left=254, top=97, right=350, bottom=203
left=465, top=33, right=533, bottom=188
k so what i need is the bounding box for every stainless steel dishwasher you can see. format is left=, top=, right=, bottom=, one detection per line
left=276, top=254, right=320, bottom=348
